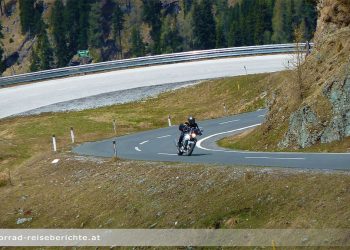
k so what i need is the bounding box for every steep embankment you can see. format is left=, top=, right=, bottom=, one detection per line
left=220, top=0, right=350, bottom=152
left=278, top=0, right=350, bottom=149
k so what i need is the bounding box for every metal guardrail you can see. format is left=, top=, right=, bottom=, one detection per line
left=0, top=43, right=312, bottom=87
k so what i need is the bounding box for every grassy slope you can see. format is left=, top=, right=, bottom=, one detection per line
left=0, top=73, right=269, bottom=172
left=0, top=154, right=349, bottom=230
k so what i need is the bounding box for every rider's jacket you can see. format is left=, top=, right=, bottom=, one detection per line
left=179, top=122, right=199, bottom=132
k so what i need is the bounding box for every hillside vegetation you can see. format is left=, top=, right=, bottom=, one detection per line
left=0, top=0, right=317, bottom=75
left=221, top=0, right=350, bottom=152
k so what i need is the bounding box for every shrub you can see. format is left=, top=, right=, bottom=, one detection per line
left=0, top=172, right=9, bottom=187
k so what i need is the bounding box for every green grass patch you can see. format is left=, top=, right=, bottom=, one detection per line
left=219, top=123, right=350, bottom=153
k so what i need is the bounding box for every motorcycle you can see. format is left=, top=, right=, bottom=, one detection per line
left=177, top=127, right=203, bottom=156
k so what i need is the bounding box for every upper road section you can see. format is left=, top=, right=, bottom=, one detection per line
left=1, top=44, right=311, bottom=119
left=0, top=54, right=288, bottom=119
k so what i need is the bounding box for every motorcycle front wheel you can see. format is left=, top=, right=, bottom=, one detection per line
left=187, top=143, right=195, bottom=156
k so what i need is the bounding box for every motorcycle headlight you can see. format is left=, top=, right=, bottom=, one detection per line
left=191, top=133, right=196, bottom=138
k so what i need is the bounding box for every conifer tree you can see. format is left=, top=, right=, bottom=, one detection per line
left=64, top=0, right=80, bottom=56
left=19, top=0, right=34, bottom=34
left=216, top=16, right=226, bottom=48
left=272, top=0, right=287, bottom=43
left=30, top=49, right=40, bottom=72
left=142, top=0, right=162, bottom=54
left=101, top=0, right=116, bottom=40
left=30, top=28, right=54, bottom=72
left=160, top=16, right=182, bottom=53
left=130, top=26, right=145, bottom=57
left=192, top=0, right=215, bottom=49
left=88, top=2, right=104, bottom=48
left=78, top=0, right=91, bottom=50
left=37, top=29, right=54, bottom=70
left=52, top=0, right=68, bottom=67
left=183, top=0, right=193, bottom=16
left=112, top=2, right=125, bottom=58
left=19, top=0, right=44, bottom=36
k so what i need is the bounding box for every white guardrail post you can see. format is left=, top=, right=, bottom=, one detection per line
left=0, top=43, right=313, bottom=87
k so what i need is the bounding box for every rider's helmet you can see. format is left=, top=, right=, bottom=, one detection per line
left=188, top=116, right=195, bottom=126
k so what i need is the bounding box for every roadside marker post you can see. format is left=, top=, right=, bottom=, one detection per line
left=272, top=240, right=277, bottom=250
left=113, top=140, right=117, bottom=157
left=244, top=65, right=248, bottom=75
left=113, top=119, right=117, bottom=135
left=52, top=135, right=57, bottom=152
left=8, top=169, right=13, bottom=186
left=223, top=103, right=227, bottom=115
left=70, top=127, right=75, bottom=143
left=168, top=115, right=172, bottom=127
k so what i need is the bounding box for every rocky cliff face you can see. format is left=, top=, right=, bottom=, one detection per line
left=279, top=74, right=350, bottom=149
left=276, top=0, right=350, bottom=149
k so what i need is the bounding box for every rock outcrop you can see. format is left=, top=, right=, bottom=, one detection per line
left=279, top=75, right=350, bottom=148
left=273, top=0, right=350, bottom=149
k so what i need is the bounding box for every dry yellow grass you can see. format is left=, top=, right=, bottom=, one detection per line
left=0, top=171, right=9, bottom=187
left=0, top=152, right=349, bottom=230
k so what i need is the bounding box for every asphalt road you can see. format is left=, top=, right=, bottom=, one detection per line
left=0, top=54, right=289, bottom=119
left=73, top=110, right=350, bottom=170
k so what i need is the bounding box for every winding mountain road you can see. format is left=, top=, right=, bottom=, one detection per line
left=73, top=110, right=350, bottom=170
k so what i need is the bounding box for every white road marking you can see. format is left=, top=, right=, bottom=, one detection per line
left=157, top=135, right=171, bottom=139
left=135, top=147, right=142, bottom=152
left=139, top=140, right=149, bottom=145
left=258, top=115, right=265, bottom=117
left=197, top=124, right=262, bottom=151
left=158, top=153, right=178, bottom=156
left=219, top=119, right=240, bottom=125
left=197, top=123, right=350, bottom=155
left=245, top=157, right=305, bottom=160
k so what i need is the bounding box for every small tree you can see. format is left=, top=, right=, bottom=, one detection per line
left=30, top=49, right=40, bottom=72
left=286, top=25, right=306, bottom=102
left=0, top=21, right=4, bottom=72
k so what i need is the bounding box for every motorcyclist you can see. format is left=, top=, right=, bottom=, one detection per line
left=178, top=116, right=199, bottom=147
